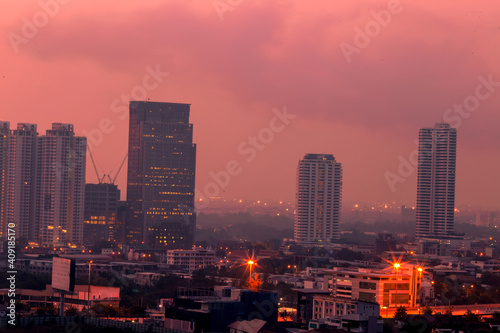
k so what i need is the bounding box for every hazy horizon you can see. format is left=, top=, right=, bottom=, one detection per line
left=2, top=0, right=499, bottom=210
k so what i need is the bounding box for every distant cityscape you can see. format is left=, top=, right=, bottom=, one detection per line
left=1, top=101, right=500, bottom=333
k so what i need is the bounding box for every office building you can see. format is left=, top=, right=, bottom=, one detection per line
left=37, top=123, right=86, bottom=246
left=416, top=123, right=457, bottom=239
left=294, top=153, right=342, bottom=244
left=83, top=183, right=120, bottom=246
left=323, top=266, right=422, bottom=308
left=126, top=101, right=196, bottom=249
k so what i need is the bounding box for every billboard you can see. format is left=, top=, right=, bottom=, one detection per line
left=52, top=257, right=75, bottom=292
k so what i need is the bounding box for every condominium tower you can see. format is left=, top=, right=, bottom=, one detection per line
left=415, top=123, right=457, bottom=238
left=37, top=123, right=86, bottom=246
left=0, top=122, right=86, bottom=246
left=294, top=154, right=342, bottom=244
left=126, top=101, right=196, bottom=249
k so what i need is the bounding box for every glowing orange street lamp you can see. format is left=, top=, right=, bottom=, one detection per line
left=248, top=260, right=255, bottom=285
left=417, top=266, right=423, bottom=308
left=393, top=263, right=401, bottom=308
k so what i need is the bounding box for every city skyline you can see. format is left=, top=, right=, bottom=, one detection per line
left=2, top=1, right=500, bottom=210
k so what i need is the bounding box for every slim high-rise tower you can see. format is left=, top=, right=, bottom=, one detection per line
left=37, top=123, right=86, bottom=246
left=294, top=154, right=342, bottom=244
left=0, top=122, right=10, bottom=240
left=126, top=101, right=196, bottom=249
left=6, top=123, right=38, bottom=242
left=416, top=123, right=457, bottom=239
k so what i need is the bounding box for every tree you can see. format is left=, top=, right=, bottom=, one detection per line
left=129, top=305, right=147, bottom=317
left=247, top=274, right=262, bottom=291
left=463, top=309, right=480, bottom=323
left=103, top=305, right=119, bottom=318
left=394, top=306, right=407, bottom=320
left=64, top=306, right=79, bottom=316
left=422, top=305, right=433, bottom=316
left=444, top=307, right=453, bottom=316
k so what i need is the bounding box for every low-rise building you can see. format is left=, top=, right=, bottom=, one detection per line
left=165, top=247, right=216, bottom=272
left=2, top=284, right=120, bottom=312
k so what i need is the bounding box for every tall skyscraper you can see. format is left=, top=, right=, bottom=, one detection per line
left=37, top=123, right=86, bottom=246
left=83, top=183, right=120, bottom=246
left=126, top=101, right=196, bottom=249
left=6, top=123, right=38, bottom=242
left=0, top=122, right=10, bottom=240
left=0, top=122, right=86, bottom=246
left=294, top=154, right=342, bottom=244
left=416, top=123, right=457, bottom=239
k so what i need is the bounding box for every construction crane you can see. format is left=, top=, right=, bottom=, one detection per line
left=88, top=147, right=127, bottom=185
left=87, top=145, right=102, bottom=184
left=111, top=153, right=128, bottom=185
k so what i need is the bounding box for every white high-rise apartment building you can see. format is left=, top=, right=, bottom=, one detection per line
left=6, top=123, right=38, bottom=242
left=294, top=154, right=342, bottom=244
left=37, top=123, right=86, bottom=246
left=416, top=123, right=457, bottom=239
left=0, top=122, right=86, bottom=246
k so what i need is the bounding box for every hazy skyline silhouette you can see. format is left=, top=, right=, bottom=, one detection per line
left=2, top=0, right=499, bottom=209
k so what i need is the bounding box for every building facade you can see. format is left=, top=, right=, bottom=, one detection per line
left=0, top=122, right=86, bottom=246
left=126, top=101, right=196, bottom=249
left=294, top=154, right=342, bottom=244
left=416, top=123, right=457, bottom=239
left=6, top=123, right=38, bottom=242
left=37, top=123, right=86, bottom=246
left=323, top=266, right=422, bottom=308
left=166, top=247, right=217, bottom=272
left=0, top=122, right=10, bottom=241
left=83, top=183, right=120, bottom=246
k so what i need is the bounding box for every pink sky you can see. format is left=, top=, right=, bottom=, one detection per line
left=1, top=0, right=499, bottom=210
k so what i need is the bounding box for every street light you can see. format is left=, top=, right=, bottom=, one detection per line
left=417, top=267, right=423, bottom=307
left=87, top=260, right=93, bottom=315
left=248, top=260, right=255, bottom=287
left=393, top=263, right=401, bottom=308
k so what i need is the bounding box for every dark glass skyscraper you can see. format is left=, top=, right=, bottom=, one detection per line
left=126, top=101, right=196, bottom=249
left=416, top=123, right=457, bottom=239
left=83, top=183, right=120, bottom=246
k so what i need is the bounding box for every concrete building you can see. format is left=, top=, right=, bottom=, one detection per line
left=0, top=122, right=9, bottom=241
left=165, top=287, right=277, bottom=333
left=294, top=154, right=342, bottom=244
left=0, top=122, right=86, bottom=246
left=126, top=101, right=196, bottom=249
left=6, top=284, right=120, bottom=312
left=416, top=123, right=457, bottom=239
left=5, top=123, right=38, bottom=242
left=323, top=266, right=422, bottom=308
left=312, top=296, right=380, bottom=319
left=37, top=123, right=86, bottom=246
left=83, top=183, right=120, bottom=246
left=165, top=246, right=216, bottom=272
